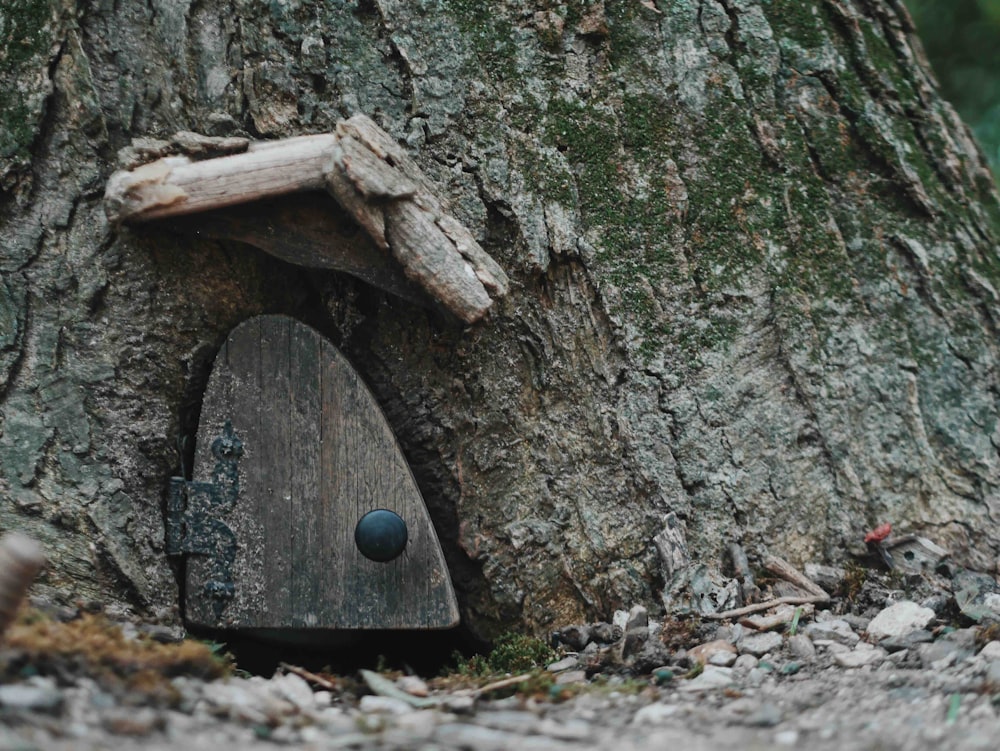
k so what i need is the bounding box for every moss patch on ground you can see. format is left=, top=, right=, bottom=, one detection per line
left=1, top=609, right=232, bottom=703
left=452, top=631, right=555, bottom=676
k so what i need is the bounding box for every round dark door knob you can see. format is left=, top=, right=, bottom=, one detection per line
left=354, top=509, right=408, bottom=562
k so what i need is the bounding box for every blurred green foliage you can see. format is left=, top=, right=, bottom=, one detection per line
left=906, top=0, right=1000, bottom=174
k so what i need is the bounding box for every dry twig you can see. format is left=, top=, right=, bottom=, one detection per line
left=279, top=662, right=339, bottom=691
left=702, top=595, right=830, bottom=621
left=762, top=555, right=830, bottom=599
left=472, top=673, right=535, bottom=696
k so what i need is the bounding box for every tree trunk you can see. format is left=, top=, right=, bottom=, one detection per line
left=2, top=0, right=999, bottom=637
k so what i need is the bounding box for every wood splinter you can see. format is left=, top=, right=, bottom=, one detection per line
left=0, top=532, right=46, bottom=640
left=104, top=115, right=509, bottom=324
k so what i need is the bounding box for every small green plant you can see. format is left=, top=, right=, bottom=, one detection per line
left=839, top=561, right=868, bottom=602
left=946, top=693, right=962, bottom=724
left=787, top=606, right=803, bottom=636
left=452, top=632, right=555, bottom=676
left=488, top=633, right=555, bottom=673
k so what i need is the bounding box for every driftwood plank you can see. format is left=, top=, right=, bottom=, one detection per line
left=288, top=324, right=321, bottom=625
left=259, top=319, right=294, bottom=623
left=187, top=315, right=459, bottom=631
left=327, top=116, right=509, bottom=316
left=104, top=135, right=337, bottom=222
left=104, top=116, right=509, bottom=323
left=167, top=193, right=431, bottom=308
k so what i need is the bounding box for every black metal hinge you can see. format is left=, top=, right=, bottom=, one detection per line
left=166, top=421, right=243, bottom=619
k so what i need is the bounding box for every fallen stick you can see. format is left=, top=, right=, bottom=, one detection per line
left=762, top=555, right=830, bottom=599
left=279, top=662, right=339, bottom=691
left=473, top=673, right=535, bottom=696
left=702, top=595, right=830, bottom=621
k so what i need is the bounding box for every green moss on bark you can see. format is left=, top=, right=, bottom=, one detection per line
left=0, top=0, right=58, bottom=175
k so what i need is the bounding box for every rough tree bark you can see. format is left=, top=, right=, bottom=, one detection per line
left=2, top=0, right=999, bottom=637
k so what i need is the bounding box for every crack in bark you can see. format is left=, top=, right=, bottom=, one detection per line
left=887, top=234, right=948, bottom=321
left=368, top=1, right=417, bottom=118
left=714, top=0, right=742, bottom=62
left=798, top=69, right=934, bottom=217
left=0, top=275, right=30, bottom=404
left=766, top=287, right=861, bottom=507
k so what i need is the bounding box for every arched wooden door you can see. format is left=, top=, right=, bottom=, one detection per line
left=168, top=315, right=459, bottom=633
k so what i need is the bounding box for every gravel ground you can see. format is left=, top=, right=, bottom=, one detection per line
left=5, top=550, right=1000, bottom=750
left=3, top=607, right=1000, bottom=750
left=3, top=645, right=1000, bottom=751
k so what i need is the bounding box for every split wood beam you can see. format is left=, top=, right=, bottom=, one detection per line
left=104, top=116, right=509, bottom=324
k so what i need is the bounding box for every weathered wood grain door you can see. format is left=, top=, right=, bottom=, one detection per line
left=170, top=315, right=459, bottom=632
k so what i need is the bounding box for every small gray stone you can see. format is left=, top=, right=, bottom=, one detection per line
left=359, top=695, right=414, bottom=715
left=388, top=709, right=443, bottom=741
left=915, top=639, right=969, bottom=668
left=804, top=564, right=845, bottom=592
left=709, top=651, right=737, bottom=667
left=555, top=670, right=588, bottom=685
left=823, top=641, right=851, bottom=656
left=477, top=710, right=541, bottom=734
left=678, top=666, right=734, bottom=692
left=0, top=682, right=64, bottom=713
left=866, top=601, right=935, bottom=641
left=745, top=702, right=783, bottom=727
left=443, top=694, right=477, bottom=714
left=626, top=604, right=649, bottom=632
left=979, top=640, right=1000, bottom=660
left=627, top=639, right=671, bottom=673
left=555, top=624, right=592, bottom=650
left=536, top=718, right=593, bottom=740
left=747, top=667, right=768, bottom=687
left=984, top=660, right=1000, bottom=689
left=590, top=622, right=621, bottom=644
left=268, top=725, right=301, bottom=744
left=840, top=614, right=871, bottom=633
left=942, top=627, right=979, bottom=650
left=803, top=620, right=860, bottom=646
left=885, top=648, right=911, bottom=665
left=613, top=610, right=630, bottom=631
left=102, top=708, right=163, bottom=736
left=435, top=724, right=573, bottom=751
left=622, top=626, right=649, bottom=657
left=920, top=593, right=951, bottom=615
left=954, top=570, right=1000, bottom=623
left=739, top=631, right=784, bottom=657
left=547, top=655, right=580, bottom=672
left=775, top=729, right=800, bottom=745
left=834, top=643, right=886, bottom=668
left=689, top=639, right=737, bottom=665
left=714, top=624, right=744, bottom=643
left=270, top=672, right=315, bottom=711
left=879, top=629, right=933, bottom=653
left=787, top=634, right=817, bottom=662
left=632, top=702, right=680, bottom=725
left=734, top=654, right=759, bottom=672
left=317, top=706, right=359, bottom=732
